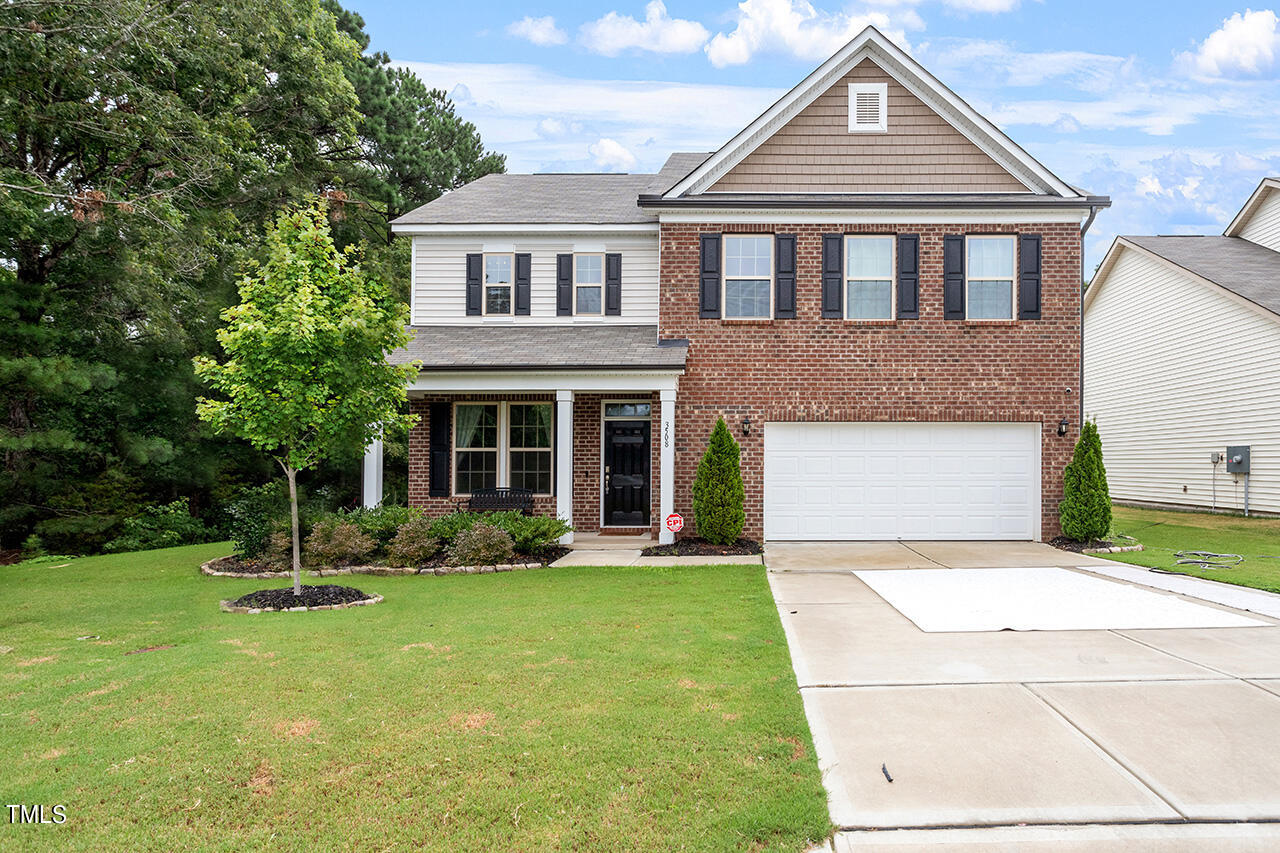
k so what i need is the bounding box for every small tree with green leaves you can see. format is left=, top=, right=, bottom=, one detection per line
left=1059, top=420, right=1112, bottom=543
left=692, top=417, right=746, bottom=546
left=194, top=198, right=415, bottom=594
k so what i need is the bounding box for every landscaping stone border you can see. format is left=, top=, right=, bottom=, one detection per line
left=200, top=556, right=544, bottom=579
left=1083, top=544, right=1145, bottom=554
left=219, top=594, right=384, bottom=614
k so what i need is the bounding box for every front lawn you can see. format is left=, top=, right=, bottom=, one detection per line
left=1, top=545, right=829, bottom=852
left=1101, top=505, right=1280, bottom=593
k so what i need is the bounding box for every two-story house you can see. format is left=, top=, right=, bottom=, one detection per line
left=366, top=26, right=1109, bottom=545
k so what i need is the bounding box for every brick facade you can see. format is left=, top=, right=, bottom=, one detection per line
left=657, top=221, right=1083, bottom=541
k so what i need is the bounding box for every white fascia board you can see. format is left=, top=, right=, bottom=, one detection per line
left=1224, top=178, right=1280, bottom=236
left=391, top=223, right=659, bottom=235
left=666, top=26, right=1078, bottom=200
left=409, top=369, right=682, bottom=393
left=658, top=208, right=1089, bottom=225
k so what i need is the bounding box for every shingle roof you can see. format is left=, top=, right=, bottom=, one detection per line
left=391, top=173, right=658, bottom=225
left=389, top=325, right=689, bottom=371
left=644, top=152, right=711, bottom=195
left=1124, top=235, right=1280, bottom=318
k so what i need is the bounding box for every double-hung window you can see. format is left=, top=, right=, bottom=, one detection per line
left=483, top=253, right=513, bottom=315
left=453, top=402, right=553, bottom=495
left=723, top=235, right=772, bottom=319
left=846, top=236, right=894, bottom=319
left=575, top=254, right=603, bottom=315
left=966, top=236, right=1016, bottom=320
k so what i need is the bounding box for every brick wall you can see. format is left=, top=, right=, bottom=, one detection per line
left=658, top=221, right=1083, bottom=541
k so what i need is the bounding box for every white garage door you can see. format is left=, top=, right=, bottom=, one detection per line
left=764, top=422, right=1041, bottom=541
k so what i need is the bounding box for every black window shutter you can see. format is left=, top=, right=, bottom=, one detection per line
left=605, top=252, right=622, bottom=315
left=896, top=234, right=919, bottom=319
left=555, top=253, right=573, bottom=316
left=428, top=401, right=450, bottom=497
left=774, top=234, right=796, bottom=319
left=514, top=253, right=531, bottom=315
left=1018, top=233, right=1042, bottom=320
left=465, top=253, right=482, bottom=316
left=699, top=234, right=721, bottom=319
left=821, top=233, right=843, bottom=318
left=943, top=235, right=965, bottom=319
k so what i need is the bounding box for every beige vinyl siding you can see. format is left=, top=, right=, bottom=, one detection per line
left=411, top=234, right=659, bottom=325
left=709, top=59, right=1028, bottom=194
left=1239, top=187, right=1280, bottom=253
left=1084, top=247, right=1280, bottom=514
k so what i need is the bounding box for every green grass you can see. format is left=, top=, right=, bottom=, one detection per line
left=1, top=544, right=829, bottom=852
left=1101, top=505, right=1280, bottom=593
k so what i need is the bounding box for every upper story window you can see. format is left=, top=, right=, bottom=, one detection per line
left=575, top=254, right=603, bottom=315
left=723, top=235, right=772, bottom=319
left=966, top=236, right=1015, bottom=320
left=484, top=253, right=513, bottom=315
left=846, top=236, right=894, bottom=319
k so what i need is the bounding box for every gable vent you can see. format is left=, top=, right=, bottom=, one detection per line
left=848, top=82, right=888, bottom=133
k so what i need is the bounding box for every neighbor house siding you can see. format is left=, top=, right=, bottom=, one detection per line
left=1084, top=247, right=1280, bottom=514
left=707, top=59, right=1029, bottom=194
left=1238, top=187, right=1280, bottom=253
left=410, top=233, right=659, bottom=325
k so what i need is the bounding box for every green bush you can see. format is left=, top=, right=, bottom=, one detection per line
left=427, top=511, right=481, bottom=544
left=425, top=511, right=570, bottom=552
left=1059, top=420, right=1112, bottom=543
left=304, top=518, right=376, bottom=567
left=691, top=417, right=745, bottom=546
left=386, top=516, right=441, bottom=566
left=446, top=522, right=514, bottom=566
left=226, top=483, right=288, bottom=559
left=343, top=504, right=419, bottom=549
left=103, top=500, right=218, bottom=553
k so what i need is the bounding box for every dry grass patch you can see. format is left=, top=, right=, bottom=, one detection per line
left=449, top=709, right=495, bottom=731
left=274, top=718, right=319, bottom=739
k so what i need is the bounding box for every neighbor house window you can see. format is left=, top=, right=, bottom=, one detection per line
left=723, top=235, right=772, bottom=319
left=508, top=404, right=553, bottom=493
left=846, top=236, right=894, bottom=319
left=966, top=236, right=1016, bottom=320
left=483, top=253, right=513, bottom=315
left=575, top=254, right=603, bottom=315
left=454, top=404, right=498, bottom=494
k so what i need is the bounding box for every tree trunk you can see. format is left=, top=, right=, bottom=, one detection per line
left=286, top=465, right=302, bottom=596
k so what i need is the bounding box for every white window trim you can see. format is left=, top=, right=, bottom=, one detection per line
left=848, top=82, right=888, bottom=134
left=845, top=235, right=896, bottom=320
left=722, top=234, right=774, bottom=320
left=573, top=253, right=604, bottom=316
left=964, top=234, right=1018, bottom=321
left=452, top=401, right=554, bottom=497
left=482, top=252, right=514, bottom=317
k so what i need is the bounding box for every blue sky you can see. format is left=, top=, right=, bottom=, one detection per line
left=349, top=0, right=1280, bottom=268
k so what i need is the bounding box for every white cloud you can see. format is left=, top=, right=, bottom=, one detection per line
left=580, top=1, right=709, bottom=56
left=704, top=0, right=919, bottom=68
left=1179, top=9, right=1280, bottom=78
left=507, top=15, right=568, bottom=47
left=588, top=137, right=639, bottom=170
left=943, top=0, right=1020, bottom=11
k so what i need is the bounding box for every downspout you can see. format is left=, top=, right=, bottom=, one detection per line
left=1078, top=204, right=1099, bottom=430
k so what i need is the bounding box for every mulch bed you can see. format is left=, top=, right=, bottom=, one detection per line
left=1051, top=536, right=1115, bottom=553
left=409, top=545, right=571, bottom=570
left=227, top=585, right=372, bottom=610
left=640, top=538, right=763, bottom=557
left=205, top=545, right=571, bottom=578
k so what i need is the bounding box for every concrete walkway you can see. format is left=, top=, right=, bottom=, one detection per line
left=767, top=542, right=1280, bottom=851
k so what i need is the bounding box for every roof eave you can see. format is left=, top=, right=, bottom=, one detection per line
left=638, top=194, right=1111, bottom=210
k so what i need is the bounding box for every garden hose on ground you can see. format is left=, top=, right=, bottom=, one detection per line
left=1171, top=551, right=1243, bottom=569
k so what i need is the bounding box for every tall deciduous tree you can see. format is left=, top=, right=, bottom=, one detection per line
left=194, top=199, right=415, bottom=594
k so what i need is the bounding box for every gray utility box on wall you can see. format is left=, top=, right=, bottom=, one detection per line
left=1227, top=446, right=1251, bottom=474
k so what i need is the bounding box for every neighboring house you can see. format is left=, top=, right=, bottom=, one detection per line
left=1084, top=178, right=1280, bottom=516
left=366, top=26, right=1109, bottom=544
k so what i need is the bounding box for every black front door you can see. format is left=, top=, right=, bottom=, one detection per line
left=603, top=420, right=650, bottom=526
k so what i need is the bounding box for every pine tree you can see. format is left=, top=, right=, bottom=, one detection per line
left=692, top=418, right=746, bottom=546
left=1059, top=420, right=1112, bottom=543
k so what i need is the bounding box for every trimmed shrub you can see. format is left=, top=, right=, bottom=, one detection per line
left=691, top=417, right=745, bottom=546
left=103, top=500, right=217, bottom=553
left=427, top=511, right=481, bottom=544
left=343, top=504, right=419, bottom=549
left=304, top=518, right=376, bottom=567
left=503, top=515, right=572, bottom=552
left=446, top=522, right=514, bottom=567
left=1059, top=420, right=1112, bottom=543
left=386, top=516, right=441, bottom=566
left=264, top=528, right=294, bottom=569
left=226, top=483, right=287, bottom=559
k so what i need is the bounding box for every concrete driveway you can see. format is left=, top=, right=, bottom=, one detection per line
left=767, top=542, right=1280, bottom=851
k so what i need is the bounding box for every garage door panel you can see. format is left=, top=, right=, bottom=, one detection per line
left=764, top=422, right=1040, bottom=541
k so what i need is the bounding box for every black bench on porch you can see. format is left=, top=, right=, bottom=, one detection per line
left=455, top=487, right=535, bottom=515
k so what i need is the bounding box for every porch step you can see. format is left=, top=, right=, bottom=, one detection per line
left=569, top=532, right=654, bottom=551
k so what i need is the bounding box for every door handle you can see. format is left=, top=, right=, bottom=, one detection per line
left=605, top=466, right=611, bottom=491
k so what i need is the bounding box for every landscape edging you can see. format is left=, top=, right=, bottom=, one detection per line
left=200, top=556, right=544, bottom=579
left=1082, top=544, right=1145, bottom=554
left=219, top=593, right=384, bottom=614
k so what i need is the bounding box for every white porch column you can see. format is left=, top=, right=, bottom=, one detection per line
left=361, top=435, right=383, bottom=509
left=555, top=389, right=574, bottom=544
left=659, top=388, right=676, bottom=545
